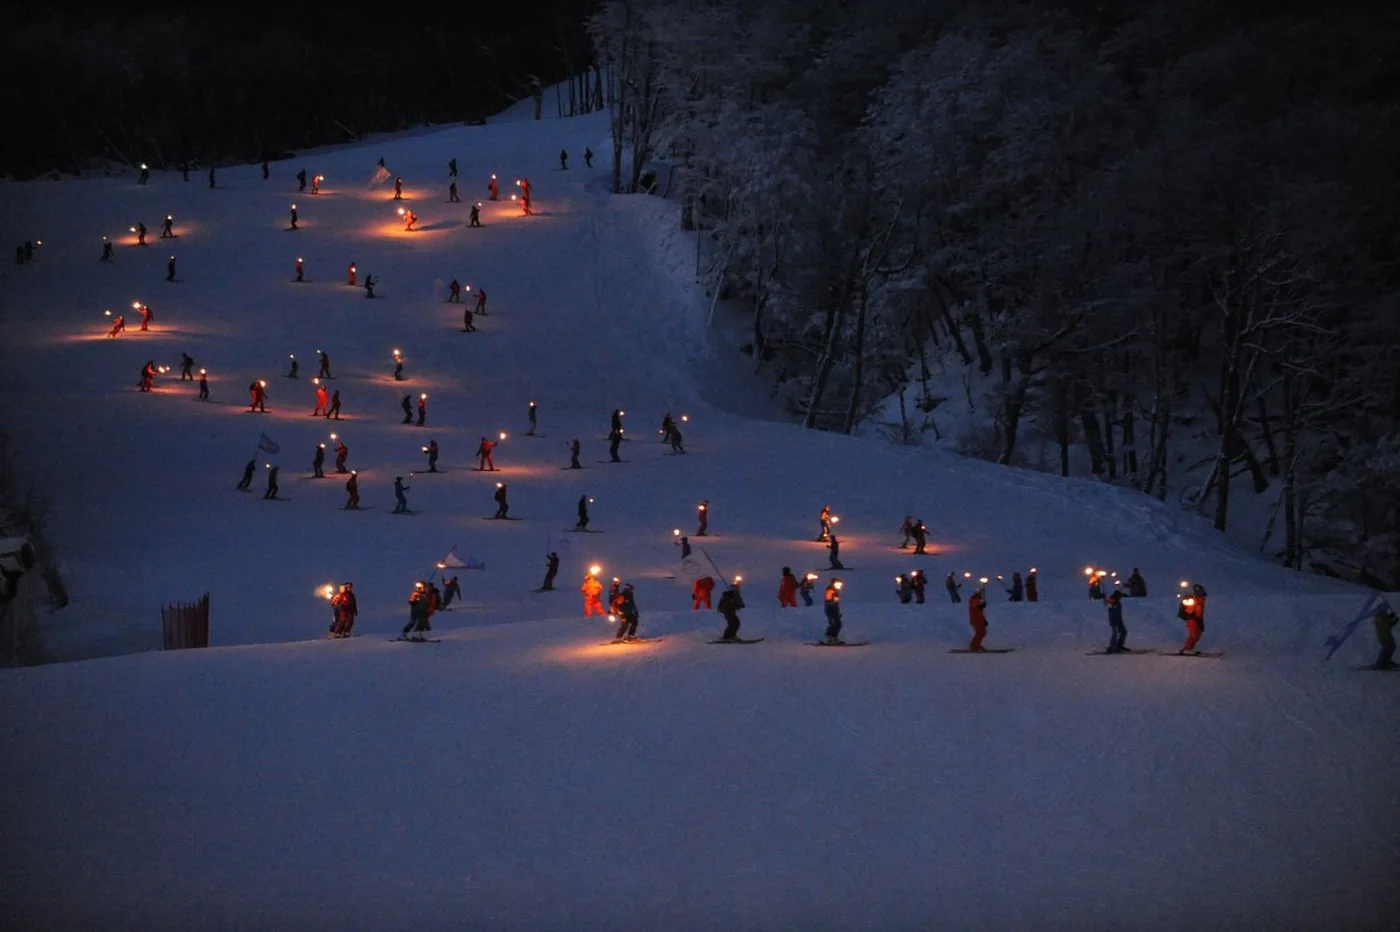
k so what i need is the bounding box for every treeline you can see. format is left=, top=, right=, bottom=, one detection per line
left=590, top=0, right=1400, bottom=586
left=0, top=2, right=597, bottom=179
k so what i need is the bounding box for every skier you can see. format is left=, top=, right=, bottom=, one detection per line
left=1026, top=569, right=1039, bottom=602
left=403, top=209, right=417, bottom=231
left=717, top=583, right=745, bottom=641
left=417, top=393, right=427, bottom=426
left=401, top=582, right=430, bottom=640
left=312, top=381, right=329, bottom=417
left=297, top=169, right=307, bottom=192
left=1126, top=568, right=1148, bottom=598
left=1005, top=572, right=1024, bottom=602
left=896, top=574, right=914, bottom=605
left=910, top=519, right=928, bottom=554
left=968, top=584, right=989, bottom=652
left=364, top=275, right=376, bottom=298
left=262, top=160, right=269, bottom=181
left=909, top=569, right=927, bottom=604
left=138, top=360, right=156, bottom=392
left=474, top=288, right=487, bottom=315
left=449, top=181, right=460, bottom=203
left=612, top=584, right=641, bottom=641
left=581, top=572, right=606, bottom=616
left=1177, top=583, right=1207, bottom=654
left=568, top=439, right=581, bottom=469
left=312, top=443, right=326, bottom=478
left=318, top=351, right=332, bottom=382
left=289, top=205, right=298, bottom=230
left=576, top=495, right=590, bottom=531
left=348, top=263, right=357, bottom=286
left=288, top=355, right=299, bottom=378
left=441, top=575, right=461, bottom=609
left=945, top=572, right=962, bottom=603
left=1374, top=605, right=1398, bottom=669
left=236, top=459, right=255, bottom=491
left=696, top=500, right=709, bottom=536
left=331, top=582, right=358, bottom=637
left=334, top=439, right=349, bottom=473
left=208, top=167, right=216, bottom=189
left=166, top=255, right=176, bottom=282
left=489, top=174, right=499, bottom=200
left=401, top=394, right=413, bottom=424
left=138, top=164, right=150, bottom=185
left=611, top=408, right=625, bottom=434
left=393, top=476, right=410, bottom=514
left=138, top=303, right=153, bottom=330
left=136, top=222, right=147, bottom=245
left=899, top=516, right=914, bottom=548
left=608, top=578, right=625, bottom=616
left=393, top=177, right=404, bottom=200
left=424, top=439, right=439, bottom=472
left=692, top=575, right=715, bottom=610
left=448, top=158, right=457, bottom=178
left=462, top=306, right=476, bottom=331
left=107, top=314, right=125, bottom=337
left=449, top=279, right=462, bottom=303
left=263, top=464, right=279, bottom=500
left=584, top=147, right=593, bottom=167
left=668, top=424, right=685, bottom=454
left=660, top=413, right=675, bottom=442
left=540, top=552, right=560, bottom=591
left=160, top=215, right=174, bottom=238
left=559, top=149, right=568, bottom=170
left=393, top=351, right=404, bottom=381
left=344, top=471, right=360, bottom=508
left=819, top=505, right=832, bottom=541
left=101, top=238, right=114, bottom=262
left=469, top=203, right=480, bottom=227
left=676, top=535, right=691, bottom=559
left=827, top=534, right=845, bottom=570
left=492, top=483, right=509, bottom=519
left=608, top=428, right=623, bottom=462
left=1105, top=590, right=1128, bottom=653
left=180, top=353, right=194, bottom=380
left=772, top=568, right=798, bottom=608
left=527, top=400, right=537, bottom=435
left=799, top=573, right=817, bottom=607
left=823, top=578, right=844, bottom=644
left=249, top=380, right=267, bottom=412
left=197, top=368, right=209, bottom=400
left=326, top=390, right=341, bottom=420
left=1088, top=571, right=1106, bottom=601
left=312, top=174, right=323, bottom=195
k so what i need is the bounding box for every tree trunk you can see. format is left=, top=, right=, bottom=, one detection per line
left=840, top=281, right=871, bottom=435
left=802, top=302, right=845, bottom=429
left=1080, top=405, right=1108, bottom=476
left=1256, top=396, right=1280, bottom=477
left=997, top=352, right=1033, bottom=466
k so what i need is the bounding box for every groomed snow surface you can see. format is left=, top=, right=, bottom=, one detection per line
left=1, top=103, right=1397, bottom=931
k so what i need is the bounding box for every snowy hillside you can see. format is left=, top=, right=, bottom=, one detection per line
left=2, top=102, right=1397, bottom=930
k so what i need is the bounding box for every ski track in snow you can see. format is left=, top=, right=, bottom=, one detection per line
left=1, top=104, right=1397, bottom=931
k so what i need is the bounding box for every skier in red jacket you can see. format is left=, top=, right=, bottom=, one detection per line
left=777, top=567, right=799, bottom=608
left=692, top=575, right=715, bottom=610
left=476, top=437, right=496, bottom=471
left=1178, top=584, right=1207, bottom=654
left=968, top=585, right=988, bottom=652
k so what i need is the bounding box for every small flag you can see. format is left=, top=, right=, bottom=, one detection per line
left=464, top=557, right=486, bottom=571
left=257, top=432, right=280, bottom=454
left=1324, top=592, right=1389, bottom=660
left=439, top=545, right=467, bottom=569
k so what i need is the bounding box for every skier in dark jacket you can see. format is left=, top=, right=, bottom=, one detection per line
left=613, top=584, right=640, bottom=641
left=827, top=534, right=845, bottom=570
left=401, top=394, right=414, bottom=424
left=166, top=255, right=177, bottom=281
left=1026, top=570, right=1038, bottom=602
left=717, top=585, right=745, bottom=640
left=696, top=500, right=708, bottom=536
left=236, top=459, right=255, bottom=491
left=469, top=203, right=481, bottom=227
left=492, top=483, right=509, bottom=519
left=798, top=572, right=816, bottom=606
left=402, top=582, right=431, bottom=639
left=345, top=472, right=360, bottom=509
left=896, top=574, right=914, bottom=604
left=1126, top=569, right=1148, bottom=598
left=1374, top=606, right=1398, bottom=669
left=540, top=552, right=560, bottom=591
left=297, top=169, right=307, bottom=191
left=180, top=353, right=195, bottom=380
left=576, top=495, right=590, bottom=530
left=424, top=439, right=439, bottom=472
left=909, top=570, right=926, bottom=604
left=1005, top=572, right=1024, bottom=602
left=393, top=476, right=410, bottom=513
left=334, top=439, right=349, bottom=473
left=560, top=149, right=569, bottom=170
left=675, top=535, right=691, bottom=558
left=263, top=464, right=279, bottom=500
left=608, top=428, right=623, bottom=462
left=312, top=443, right=325, bottom=478
left=1105, top=590, right=1128, bottom=652
left=568, top=438, right=581, bottom=469
left=910, top=519, right=928, bottom=554
left=945, top=572, right=962, bottom=603
left=101, top=238, right=114, bottom=262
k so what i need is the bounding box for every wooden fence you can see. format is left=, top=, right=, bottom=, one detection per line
left=162, top=592, right=209, bottom=650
